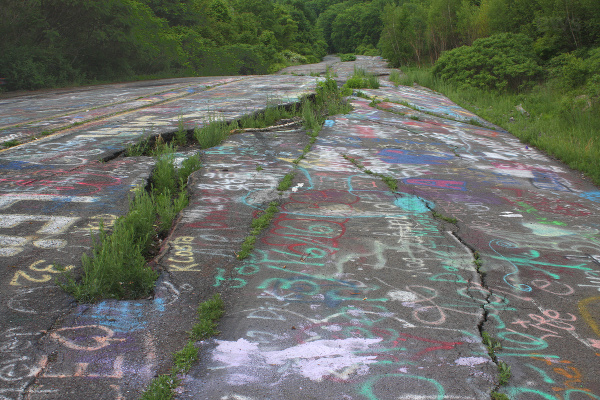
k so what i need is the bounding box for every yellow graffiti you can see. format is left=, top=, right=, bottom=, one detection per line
left=10, top=260, right=74, bottom=286
left=578, top=296, right=600, bottom=337
left=167, top=236, right=201, bottom=271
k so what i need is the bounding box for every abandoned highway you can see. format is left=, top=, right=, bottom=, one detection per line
left=1, top=56, right=599, bottom=400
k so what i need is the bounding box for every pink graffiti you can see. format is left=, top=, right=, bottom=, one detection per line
left=403, top=178, right=466, bottom=191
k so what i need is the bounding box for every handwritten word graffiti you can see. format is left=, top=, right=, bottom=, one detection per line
left=488, top=239, right=590, bottom=292
left=10, top=259, right=74, bottom=286
left=167, top=236, right=201, bottom=272
left=510, top=309, right=577, bottom=341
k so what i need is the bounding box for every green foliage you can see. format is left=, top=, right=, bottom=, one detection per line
left=152, top=151, right=177, bottom=196
left=278, top=172, right=295, bottom=191
left=432, top=210, right=457, bottom=224
left=432, top=33, right=543, bottom=92
left=2, top=140, right=20, bottom=148
left=491, top=392, right=509, bottom=400
left=250, top=202, right=279, bottom=236
left=197, top=293, right=225, bottom=322
left=61, top=148, right=201, bottom=302
left=388, top=70, right=403, bottom=86
left=237, top=235, right=257, bottom=260
left=497, top=361, right=511, bottom=386
left=339, top=54, right=356, bottom=62
left=61, top=191, right=158, bottom=302
left=343, top=67, right=380, bottom=90
left=194, top=119, right=231, bottom=149
left=174, top=118, right=188, bottom=146
left=140, top=374, right=178, bottom=400
left=1, top=0, right=327, bottom=91
left=172, top=341, right=199, bottom=373
left=482, top=331, right=502, bottom=359
left=548, top=48, right=600, bottom=91
left=178, top=152, right=202, bottom=184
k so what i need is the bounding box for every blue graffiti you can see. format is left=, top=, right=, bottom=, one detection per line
left=377, top=149, right=453, bottom=164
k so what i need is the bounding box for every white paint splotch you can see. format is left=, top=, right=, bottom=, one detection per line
left=212, top=337, right=382, bottom=383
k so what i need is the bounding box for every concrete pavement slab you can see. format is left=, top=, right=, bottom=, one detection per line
left=1, top=56, right=599, bottom=400
left=0, top=75, right=319, bottom=399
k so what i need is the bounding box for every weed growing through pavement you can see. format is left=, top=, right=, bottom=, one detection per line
left=343, top=154, right=398, bottom=191
left=431, top=210, right=458, bottom=224
left=191, top=293, right=225, bottom=339
left=256, top=165, right=263, bottom=171
left=174, top=116, right=188, bottom=146
left=277, top=172, right=295, bottom=191
left=236, top=202, right=279, bottom=260
left=491, top=392, right=509, bottom=400
left=141, top=294, right=224, bottom=400
left=343, top=66, right=380, bottom=90
left=339, top=54, right=357, bottom=62
left=482, top=331, right=502, bottom=359
left=481, top=331, right=511, bottom=387
left=473, top=251, right=483, bottom=272
left=2, top=139, right=20, bottom=148
left=194, top=117, right=234, bottom=149
left=60, top=146, right=202, bottom=302
left=497, top=361, right=511, bottom=385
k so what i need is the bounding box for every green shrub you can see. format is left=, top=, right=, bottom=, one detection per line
left=343, top=67, right=380, bottom=89
left=432, top=33, right=543, bottom=92
left=61, top=193, right=158, bottom=303
left=194, top=119, right=231, bottom=149
left=339, top=54, right=357, bottom=62
left=152, top=151, right=177, bottom=196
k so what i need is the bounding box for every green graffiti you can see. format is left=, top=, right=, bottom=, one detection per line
left=505, top=387, right=558, bottom=399
left=359, top=374, right=445, bottom=400
left=497, top=331, right=548, bottom=351
left=213, top=267, right=247, bottom=288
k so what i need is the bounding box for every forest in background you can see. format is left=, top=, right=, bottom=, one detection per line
left=2, top=0, right=599, bottom=95
left=0, top=0, right=327, bottom=90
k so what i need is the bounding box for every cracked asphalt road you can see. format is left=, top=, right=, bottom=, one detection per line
left=1, top=56, right=599, bottom=400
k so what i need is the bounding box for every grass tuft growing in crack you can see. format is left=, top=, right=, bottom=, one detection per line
left=141, top=294, right=225, bottom=400
left=235, top=76, right=351, bottom=261
left=237, top=202, right=279, bottom=260
left=343, top=154, right=398, bottom=191
left=482, top=330, right=512, bottom=391
left=60, top=147, right=202, bottom=302
left=277, top=172, right=295, bottom=191
left=431, top=210, right=458, bottom=224
left=343, top=66, right=380, bottom=90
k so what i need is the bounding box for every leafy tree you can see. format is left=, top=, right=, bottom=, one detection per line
left=379, top=2, right=428, bottom=66
left=432, top=32, right=543, bottom=91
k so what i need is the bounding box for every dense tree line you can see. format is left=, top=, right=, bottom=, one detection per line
left=2, top=0, right=599, bottom=93
left=311, top=0, right=599, bottom=95
left=0, top=0, right=326, bottom=90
